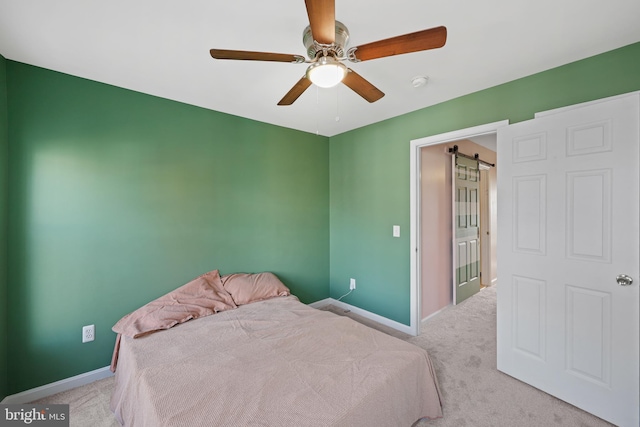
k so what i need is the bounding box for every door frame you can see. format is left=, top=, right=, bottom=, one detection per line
left=409, top=120, right=509, bottom=336
left=479, top=164, right=492, bottom=287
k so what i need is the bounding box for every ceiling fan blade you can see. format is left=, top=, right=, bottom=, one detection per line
left=342, top=69, right=385, bottom=103
left=278, top=77, right=313, bottom=106
left=210, top=49, right=304, bottom=63
left=350, top=26, right=447, bottom=62
left=305, top=0, right=335, bottom=45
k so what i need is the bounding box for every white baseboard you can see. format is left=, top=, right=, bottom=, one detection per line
left=422, top=304, right=451, bottom=323
left=1, top=366, right=113, bottom=404
left=317, top=298, right=413, bottom=335
left=308, top=298, right=332, bottom=309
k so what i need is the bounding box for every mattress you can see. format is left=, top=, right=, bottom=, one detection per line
left=110, top=295, right=442, bottom=426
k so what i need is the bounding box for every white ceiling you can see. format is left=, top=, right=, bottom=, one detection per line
left=1, top=0, right=639, bottom=137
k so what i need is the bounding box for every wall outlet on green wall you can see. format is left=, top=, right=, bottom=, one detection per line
left=82, top=325, right=95, bottom=343
left=349, top=278, right=356, bottom=290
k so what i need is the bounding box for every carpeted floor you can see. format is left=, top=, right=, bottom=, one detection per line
left=33, top=285, right=612, bottom=426
left=408, top=286, right=612, bottom=427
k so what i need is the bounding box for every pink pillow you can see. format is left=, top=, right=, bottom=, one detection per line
left=221, top=272, right=290, bottom=305
left=112, top=269, right=236, bottom=338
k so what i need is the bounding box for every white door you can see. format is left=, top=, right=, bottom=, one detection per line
left=497, top=93, right=639, bottom=427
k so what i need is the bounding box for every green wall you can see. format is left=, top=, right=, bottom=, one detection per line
left=0, top=54, right=8, bottom=400
left=5, top=62, right=329, bottom=394
left=329, top=42, right=640, bottom=325
left=3, top=41, right=640, bottom=396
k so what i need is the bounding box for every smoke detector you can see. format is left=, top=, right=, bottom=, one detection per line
left=411, top=76, right=429, bottom=88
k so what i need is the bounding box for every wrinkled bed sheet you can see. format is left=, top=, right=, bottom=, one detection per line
left=110, top=296, right=442, bottom=426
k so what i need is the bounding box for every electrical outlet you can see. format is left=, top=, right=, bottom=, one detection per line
left=350, top=278, right=356, bottom=290
left=82, top=325, right=95, bottom=343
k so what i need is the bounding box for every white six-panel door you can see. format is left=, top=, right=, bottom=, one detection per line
left=497, top=93, right=639, bottom=427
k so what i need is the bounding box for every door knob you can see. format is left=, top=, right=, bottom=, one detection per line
left=616, top=274, right=633, bottom=286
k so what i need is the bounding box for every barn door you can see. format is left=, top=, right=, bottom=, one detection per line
left=452, top=155, right=481, bottom=305
left=496, top=93, right=639, bottom=427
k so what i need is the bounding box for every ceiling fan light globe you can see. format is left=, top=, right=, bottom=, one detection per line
left=306, top=58, right=347, bottom=88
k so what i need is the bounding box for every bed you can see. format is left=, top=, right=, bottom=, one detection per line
left=109, top=270, right=442, bottom=426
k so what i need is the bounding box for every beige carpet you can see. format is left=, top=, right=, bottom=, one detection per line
left=33, top=286, right=612, bottom=426
left=409, top=286, right=612, bottom=427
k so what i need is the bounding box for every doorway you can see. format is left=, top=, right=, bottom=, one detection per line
left=409, top=121, right=508, bottom=336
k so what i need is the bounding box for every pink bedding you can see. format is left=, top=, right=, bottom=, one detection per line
left=110, top=270, right=236, bottom=372
left=113, top=269, right=235, bottom=339
left=110, top=296, right=442, bottom=426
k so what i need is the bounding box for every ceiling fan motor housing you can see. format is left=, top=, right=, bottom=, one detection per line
left=303, top=20, right=350, bottom=59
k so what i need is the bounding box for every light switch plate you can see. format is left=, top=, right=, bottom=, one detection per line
left=393, top=225, right=400, bottom=237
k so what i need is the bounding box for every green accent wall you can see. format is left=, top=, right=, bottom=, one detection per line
left=0, top=54, right=9, bottom=400
left=5, top=62, right=329, bottom=394
left=329, top=42, right=640, bottom=325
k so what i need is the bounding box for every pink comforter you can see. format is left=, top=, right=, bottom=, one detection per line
left=110, top=296, right=443, bottom=426
left=110, top=269, right=236, bottom=371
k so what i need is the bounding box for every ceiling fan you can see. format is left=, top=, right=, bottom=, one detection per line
left=210, top=0, right=447, bottom=106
